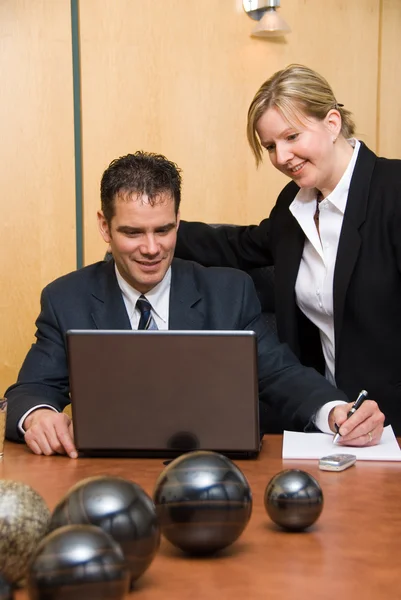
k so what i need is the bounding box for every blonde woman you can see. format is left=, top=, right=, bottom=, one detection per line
left=176, top=64, right=398, bottom=443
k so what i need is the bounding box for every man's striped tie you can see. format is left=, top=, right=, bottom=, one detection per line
left=136, top=295, right=158, bottom=330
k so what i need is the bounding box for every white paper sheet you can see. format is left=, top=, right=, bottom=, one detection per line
left=282, top=425, right=401, bottom=461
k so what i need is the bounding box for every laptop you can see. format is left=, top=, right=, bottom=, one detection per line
left=67, top=330, right=261, bottom=458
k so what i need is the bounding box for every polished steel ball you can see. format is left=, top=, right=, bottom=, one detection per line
left=0, top=480, right=50, bottom=584
left=49, top=476, right=160, bottom=586
left=264, top=469, right=323, bottom=531
left=153, top=451, right=252, bottom=555
left=26, top=524, right=129, bottom=600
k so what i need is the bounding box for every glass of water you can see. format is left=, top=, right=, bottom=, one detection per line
left=0, top=398, right=7, bottom=458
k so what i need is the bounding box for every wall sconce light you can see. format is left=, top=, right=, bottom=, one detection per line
left=243, top=0, right=291, bottom=38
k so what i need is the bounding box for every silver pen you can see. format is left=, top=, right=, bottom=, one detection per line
left=333, top=390, right=369, bottom=444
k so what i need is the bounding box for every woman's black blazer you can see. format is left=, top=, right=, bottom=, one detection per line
left=176, top=143, right=401, bottom=433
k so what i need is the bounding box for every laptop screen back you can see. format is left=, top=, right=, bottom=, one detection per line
left=67, top=330, right=260, bottom=456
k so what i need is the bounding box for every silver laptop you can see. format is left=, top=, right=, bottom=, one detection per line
left=67, top=330, right=261, bottom=458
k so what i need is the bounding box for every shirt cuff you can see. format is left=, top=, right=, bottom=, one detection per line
left=18, top=405, right=59, bottom=435
left=314, top=400, right=347, bottom=434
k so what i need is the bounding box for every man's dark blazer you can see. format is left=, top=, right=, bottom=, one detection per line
left=5, top=258, right=348, bottom=441
left=175, top=143, right=401, bottom=434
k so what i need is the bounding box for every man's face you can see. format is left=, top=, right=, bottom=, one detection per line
left=98, top=192, right=180, bottom=293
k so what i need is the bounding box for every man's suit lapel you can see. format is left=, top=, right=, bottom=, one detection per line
left=169, top=259, right=204, bottom=330
left=88, top=258, right=204, bottom=331
left=90, top=259, right=132, bottom=330
left=333, top=143, right=376, bottom=353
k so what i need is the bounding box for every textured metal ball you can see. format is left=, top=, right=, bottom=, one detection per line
left=264, top=469, right=324, bottom=531
left=49, top=476, right=160, bottom=585
left=153, top=451, right=252, bottom=555
left=0, top=480, right=50, bottom=584
left=26, top=524, right=129, bottom=600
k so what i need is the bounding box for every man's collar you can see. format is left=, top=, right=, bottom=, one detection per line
left=114, top=263, right=171, bottom=323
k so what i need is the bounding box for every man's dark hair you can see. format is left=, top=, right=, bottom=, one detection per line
left=100, top=151, right=182, bottom=223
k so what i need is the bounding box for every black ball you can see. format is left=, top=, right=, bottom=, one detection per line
left=153, top=451, right=252, bottom=555
left=26, top=524, right=129, bottom=600
left=264, top=469, right=323, bottom=531
left=49, top=476, right=160, bottom=585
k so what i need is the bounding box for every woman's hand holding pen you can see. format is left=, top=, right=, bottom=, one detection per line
left=328, top=398, right=385, bottom=447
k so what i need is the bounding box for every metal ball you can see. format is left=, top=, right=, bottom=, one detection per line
left=153, top=451, right=252, bottom=555
left=0, top=480, right=50, bottom=584
left=49, top=475, right=160, bottom=586
left=264, top=469, right=324, bottom=531
left=26, top=524, right=129, bottom=600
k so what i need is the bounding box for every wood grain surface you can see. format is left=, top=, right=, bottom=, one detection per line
left=2, top=436, right=400, bottom=600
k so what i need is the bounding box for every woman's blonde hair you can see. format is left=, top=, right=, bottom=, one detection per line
left=247, top=64, right=356, bottom=166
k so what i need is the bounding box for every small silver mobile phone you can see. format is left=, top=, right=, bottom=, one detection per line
left=318, top=453, right=357, bottom=472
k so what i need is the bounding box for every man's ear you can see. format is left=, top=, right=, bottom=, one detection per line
left=97, top=211, right=111, bottom=243
left=176, top=210, right=180, bottom=230
left=324, top=109, right=342, bottom=139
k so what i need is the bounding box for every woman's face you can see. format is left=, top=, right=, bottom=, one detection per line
left=256, top=106, right=339, bottom=191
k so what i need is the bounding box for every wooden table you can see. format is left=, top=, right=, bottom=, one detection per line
left=2, top=437, right=401, bottom=600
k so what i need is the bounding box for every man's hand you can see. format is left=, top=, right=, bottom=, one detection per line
left=329, top=400, right=385, bottom=446
left=23, top=409, right=77, bottom=458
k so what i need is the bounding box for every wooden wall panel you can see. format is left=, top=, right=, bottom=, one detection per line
left=0, top=1, right=75, bottom=394
left=1, top=0, right=393, bottom=396
left=377, top=0, right=401, bottom=158
left=79, top=0, right=380, bottom=265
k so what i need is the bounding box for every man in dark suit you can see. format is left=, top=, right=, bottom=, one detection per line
left=5, top=152, right=383, bottom=457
